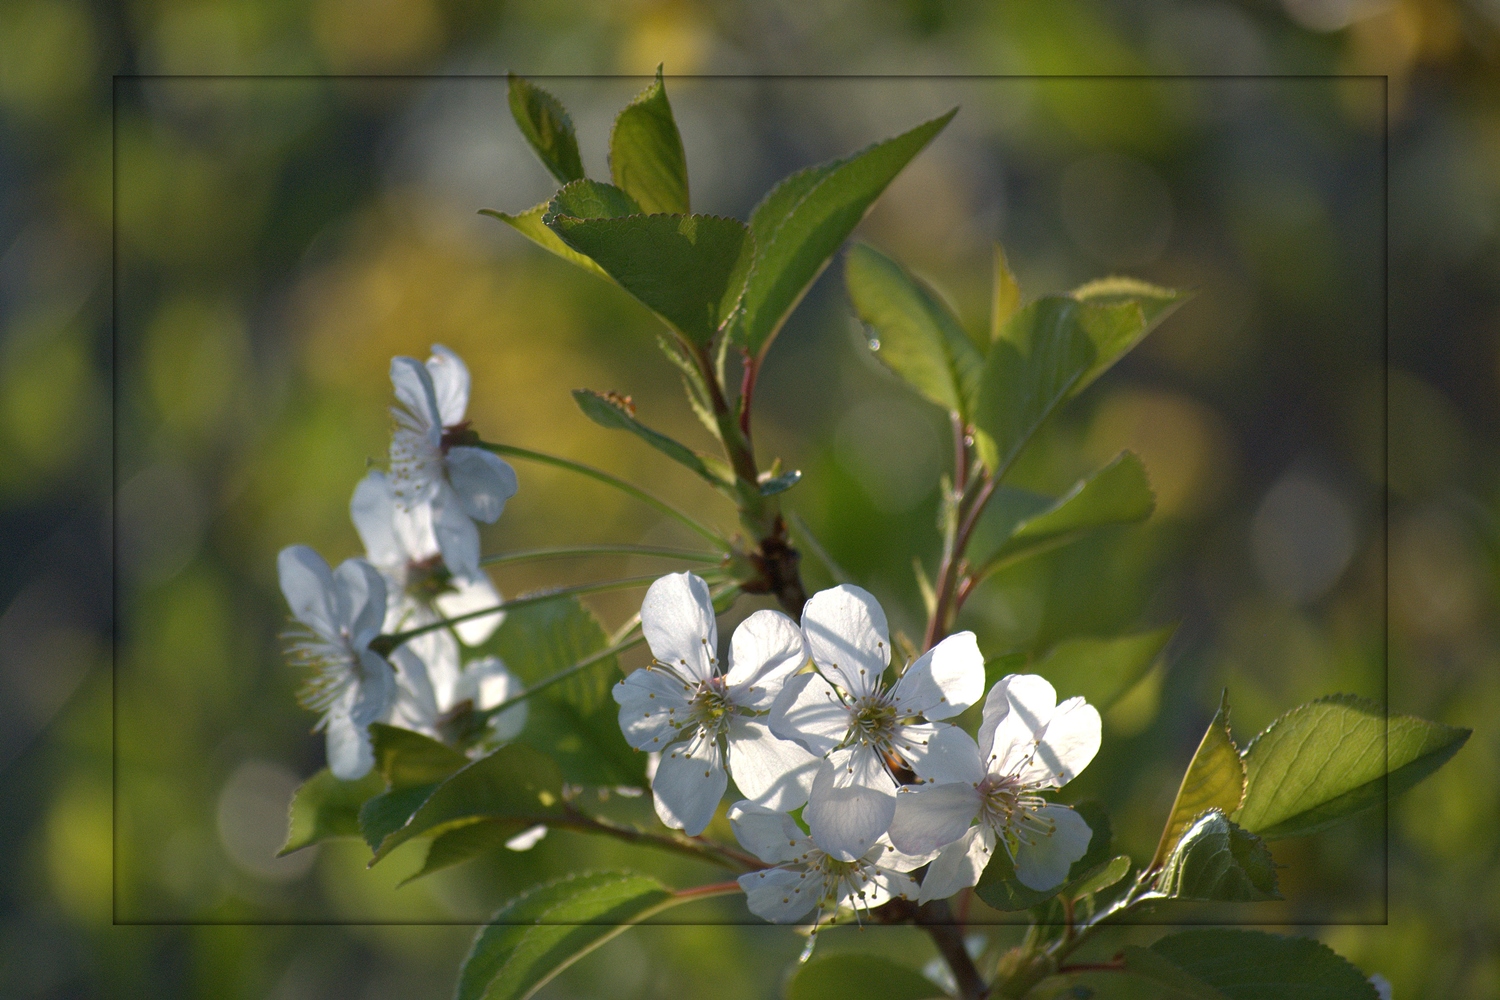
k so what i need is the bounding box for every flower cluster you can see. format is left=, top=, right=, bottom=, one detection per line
left=617, top=572, right=1102, bottom=922
left=277, top=346, right=523, bottom=779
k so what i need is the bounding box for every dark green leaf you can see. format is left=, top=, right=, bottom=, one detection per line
left=548, top=213, right=753, bottom=347
left=402, top=818, right=531, bottom=886
left=279, top=768, right=384, bottom=855
left=1068, top=854, right=1132, bottom=900
left=846, top=241, right=984, bottom=419
left=785, top=954, right=943, bottom=1000
left=480, top=203, right=610, bottom=279
left=546, top=178, right=642, bottom=221
left=758, top=468, right=801, bottom=496
left=1031, top=626, right=1176, bottom=712
left=1235, top=695, right=1470, bottom=840
left=1150, top=693, right=1245, bottom=872
left=572, top=389, right=729, bottom=488
left=1151, top=810, right=1279, bottom=902
left=1070, top=276, right=1189, bottom=396
left=1063, top=946, right=1230, bottom=999
left=456, top=871, right=686, bottom=1000
left=975, top=801, right=1111, bottom=911
left=369, top=722, right=468, bottom=790
left=1147, top=929, right=1380, bottom=999
left=507, top=74, right=585, bottom=184
left=359, top=782, right=440, bottom=853
left=609, top=67, right=689, bottom=214
left=730, top=109, right=956, bottom=359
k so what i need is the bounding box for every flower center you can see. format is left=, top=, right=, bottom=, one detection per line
left=689, top=676, right=733, bottom=735
left=850, top=692, right=898, bottom=742
left=977, top=773, right=1053, bottom=847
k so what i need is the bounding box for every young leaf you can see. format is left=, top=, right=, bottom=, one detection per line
left=786, top=954, right=943, bottom=1000
left=456, top=872, right=697, bottom=1000
left=730, top=109, right=957, bottom=360
left=1145, top=930, right=1380, bottom=999
left=369, top=722, right=468, bottom=790
left=609, top=66, right=689, bottom=214
left=845, top=241, right=983, bottom=420
left=1235, top=695, right=1471, bottom=840
left=1069, top=276, right=1189, bottom=396
left=547, top=213, right=753, bottom=348
left=1150, top=692, right=1246, bottom=872
left=975, top=802, right=1112, bottom=911
left=279, top=768, right=384, bottom=855
left=572, top=389, right=730, bottom=489
left=1030, top=626, right=1176, bottom=712
left=507, top=74, right=585, bottom=184
left=990, top=242, right=1021, bottom=342
left=481, top=202, right=610, bottom=279
left=547, top=178, right=643, bottom=220
left=1151, top=810, right=1279, bottom=902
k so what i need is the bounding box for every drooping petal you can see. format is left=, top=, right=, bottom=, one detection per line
left=426, top=344, right=470, bottom=427
left=726, top=715, right=818, bottom=812
left=900, top=724, right=986, bottom=786
left=350, top=472, right=407, bottom=570
left=446, top=446, right=518, bottom=524
left=1012, top=804, right=1093, bottom=892
left=431, top=490, right=482, bottom=580
left=324, top=707, right=375, bottom=780
left=739, top=866, right=823, bottom=924
left=978, top=673, right=1057, bottom=773
left=434, top=570, right=504, bottom=646
left=800, top=585, right=890, bottom=700
left=390, top=355, right=442, bottom=432
left=889, top=631, right=984, bottom=720
left=651, top=736, right=728, bottom=836
left=1016, top=696, right=1102, bottom=790
left=613, top=666, right=693, bottom=750
left=805, top=745, right=898, bottom=862
left=724, top=609, right=808, bottom=710
left=640, top=572, right=718, bottom=683
left=334, top=558, right=388, bottom=649
left=887, top=781, right=982, bottom=856
left=277, top=545, right=339, bottom=640
left=768, top=672, right=850, bottom=757
left=727, top=800, right=812, bottom=864
left=917, top=825, right=996, bottom=903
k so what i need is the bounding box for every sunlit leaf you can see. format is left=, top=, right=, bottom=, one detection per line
left=480, top=202, right=609, bottom=279
left=1070, top=276, right=1188, bottom=396
left=279, top=768, right=384, bottom=856
left=572, top=389, right=730, bottom=488
left=507, top=74, right=585, bottom=184
left=1150, top=692, right=1245, bottom=872
left=1141, top=929, right=1379, bottom=999
left=1029, top=626, right=1176, bottom=712
left=786, top=954, right=943, bottom=1000
left=609, top=66, right=689, bottom=214
left=370, top=722, right=468, bottom=790
left=990, top=242, right=1021, bottom=342
left=547, top=178, right=642, bottom=220
left=1151, top=810, right=1279, bottom=902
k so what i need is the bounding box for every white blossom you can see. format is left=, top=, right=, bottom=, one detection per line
left=768, top=585, right=985, bottom=861
left=277, top=545, right=395, bottom=780
left=887, top=674, right=1100, bottom=900
left=613, top=572, right=819, bottom=836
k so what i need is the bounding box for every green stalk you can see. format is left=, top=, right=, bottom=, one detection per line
left=481, top=545, right=726, bottom=567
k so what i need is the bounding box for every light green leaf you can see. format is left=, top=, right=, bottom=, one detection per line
left=279, top=768, right=384, bottom=856
left=1235, top=695, right=1471, bottom=840
left=609, top=66, right=689, bottom=214
left=456, top=871, right=700, bottom=1000
left=547, top=178, right=642, bottom=220
left=846, top=241, right=983, bottom=419
left=1152, top=810, right=1280, bottom=902
left=1151, top=692, right=1245, bottom=872
left=507, top=74, right=585, bottom=184
left=480, top=202, right=609, bottom=279
left=571, top=389, right=729, bottom=488
left=369, top=722, right=468, bottom=790
left=990, top=242, right=1021, bottom=342
left=1068, top=854, right=1132, bottom=900
left=785, top=954, right=943, bottom=1000
left=1146, top=929, right=1380, bottom=999
left=548, top=213, right=753, bottom=348
left=1030, top=625, right=1176, bottom=712
left=975, top=802, right=1111, bottom=911
left=730, top=109, right=957, bottom=359
left=1070, top=276, right=1189, bottom=395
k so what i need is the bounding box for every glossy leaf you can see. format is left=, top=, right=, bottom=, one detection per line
left=609, top=67, right=689, bottom=214
left=786, top=954, right=943, bottom=1000
left=1145, top=929, right=1379, bottom=999
left=507, top=74, right=585, bottom=184
left=1152, top=810, right=1279, bottom=902
left=1235, top=695, right=1471, bottom=840
left=480, top=202, right=609, bottom=279
left=369, top=722, right=468, bottom=790
left=572, top=389, right=730, bottom=488
left=730, top=109, right=957, bottom=359
left=1031, top=626, right=1177, bottom=712
left=1070, top=275, right=1188, bottom=396
left=279, top=768, right=384, bottom=855
left=976, top=802, right=1111, bottom=911
left=1150, top=692, right=1245, bottom=872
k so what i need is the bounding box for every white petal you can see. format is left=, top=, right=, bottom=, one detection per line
left=900, top=724, right=985, bottom=786
left=351, top=649, right=396, bottom=726
left=868, top=834, right=940, bottom=873
left=409, top=625, right=460, bottom=708
left=277, top=545, right=338, bottom=640
left=350, top=472, right=408, bottom=569
left=446, top=446, right=518, bottom=524
left=432, top=491, right=481, bottom=579
left=726, top=715, right=819, bottom=811
left=727, top=800, right=812, bottom=864
left=1017, top=696, right=1102, bottom=789
left=651, top=737, right=728, bottom=836
left=1012, top=804, right=1093, bottom=891
left=640, top=572, right=719, bottom=682
left=979, top=673, right=1056, bottom=772
left=391, top=499, right=440, bottom=564
left=387, top=642, right=441, bottom=732
left=333, top=558, right=388, bottom=648
left=739, top=866, right=822, bottom=924
left=435, top=570, right=504, bottom=645
left=800, top=585, right=890, bottom=699
left=325, top=709, right=375, bottom=780
left=426, top=344, right=470, bottom=426
left=390, top=355, right=441, bottom=431
left=464, top=656, right=528, bottom=740
left=768, top=672, right=850, bottom=757
left=613, top=666, right=693, bottom=750
left=890, top=631, right=984, bottom=720
left=805, top=746, right=897, bottom=862
left=917, top=825, right=996, bottom=903
left=504, top=824, right=547, bottom=851
left=887, top=781, right=981, bottom=856
left=845, top=863, right=917, bottom=910
left=724, top=609, right=808, bottom=710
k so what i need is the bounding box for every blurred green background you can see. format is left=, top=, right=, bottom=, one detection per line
left=2, top=2, right=1499, bottom=997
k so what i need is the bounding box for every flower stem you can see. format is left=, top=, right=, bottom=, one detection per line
left=916, top=900, right=989, bottom=1000
left=475, top=633, right=649, bottom=723
left=555, top=804, right=766, bottom=873
left=481, top=545, right=727, bottom=567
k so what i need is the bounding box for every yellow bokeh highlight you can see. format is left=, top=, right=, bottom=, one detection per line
left=46, top=779, right=113, bottom=925
left=313, top=0, right=443, bottom=72
left=1084, top=388, right=1231, bottom=519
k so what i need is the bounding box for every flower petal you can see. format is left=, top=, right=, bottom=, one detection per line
left=739, top=866, right=822, bottom=924
left=900, top=724, right=985, bottom=786
left=350, top=472, right=407, bottom=569
left=1012, top=804, right=1093, bottom=891
left=391, top=499, right=440, bottom=564
left=651, top=736, right=728, bottom=836
left=768, top=672, right=849, bottom=757
left=390, top=355, right=442, bottom=431
left=887, top=781, right=981, bottom=856
left=800, top=585, right=890, bottom=699
left=426, top=344, right=470, bottom=427
left=805, top=745, right=897, bottom=861
left=724, top=609, right=808, bottom=710
left=387, top=641, right=441, bottom=733
left=727, top=800, right=813, bottom=864
left=432, top=491, right=482, bottom=579
left=868, top=835, right=940, bottom=873
left=446, top=446, right=518, bottom=524
left=277, top=545, right=338, bottom=640
left=351, top=649, right=396, bottom=727
left=890, top=631, right=984, bottom=720
left=726, top=715, right=819, bottom=812
left=333, top=558, right=388, bottom=648
left=462, top=656, right=528, bottom=740
left=978, top=673, right=1056, bottom=773
left=613, top=666, right=692, bottom=750
left=640, top=572, right=718, bottom=683
left=848, top=860, right=918, bottom=910
left=1016, top=696, right=1102, bottom=789
left=325, top=708, right=375, bottom=780
left=434, top=570, right=504, bottom=645
left=917, top=825, right=996, bottom=903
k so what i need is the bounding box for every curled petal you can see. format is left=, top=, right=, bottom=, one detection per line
left=841, top=864, right=915, bottom=912
left=725, top=609, right=808, bottom=709
left=900, top=724, right=985, bottom=786
left=641, top=572, right=718, bottom=683
left=1012, top=804, right=1093, bottom=892
left=768, top=671, right=849, bottom=757
left=801, top=585, right=890, bottom=700
left=390, top=355, right=442, bottom=431
left=890, top=631, right=984, bottom=720
left=887, top=781, right=981, bottom=856
left=726, top=715, right=819, bottom=812
left=979, top=673, right=1057, bottom=773
left=351, top=649, right=396, bottom=727
left=727, top=800, right=813, bottom=865
left=446, top=446, right=518, bottom=524
left=651, top=736, right=728, bottom=836
left=325, top=706, right=375, bottom=780
left=805, top=746, right=897, bottom=862
left=426, top=344, right=471, bottom=427
left=334, top=558, right=388, bottom=649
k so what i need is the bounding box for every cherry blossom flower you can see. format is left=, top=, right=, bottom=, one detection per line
left=277, top=545, right=395, bottom=780
left=768, top=585, right=985, bottom=861
left=388, top=345, right=518, bottom=581
left=613, top=572, right=819, bottom=836
left=886, top=674, right=1100, bottom=899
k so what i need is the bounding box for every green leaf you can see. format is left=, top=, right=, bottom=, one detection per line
left=609, top=66, right=689, bottom=214
left=403, top=818, right=530, bottom=886
left=1065, top=946, right=1230, bottom=999
left=1068, top=854, right=1132, bottom=900
left=279, top=768, right=384, bottom=855
left=1145, top=929, right=1380, bottom=999
left=1152, top=810, right=1280, bottom=902
left=990, top=242, right=1021, bottom=342
left=1030, top=626, right=1176, bottom=712
left=975, top=801, right=1112, bottom=911
left=571, top=389, right=729, bottom=488
left=369, top=722, right=468, bottom=790
left=1070, top=275, right=1189, bottom=396
left=507, top=74, right=585, bottom=184
left=1150, top=692, right=1246, bottom=872
left=785, top=954, right=943, bottom=1000
left=359, top=782, right=440, bottom=853
left=1234, top=695, right=1471, bottom=840
left=456, top=871, right=696, bottom=1000
left=730, top=109, right=956, bottom=360
left=369, top=744, right=563, bottom=863
left=547, top=178, right=642, bottom=220
left=846, top=241, right=983, bottom=420
left=480, top=202, right=610, bottom=279
left=548, top=213, right=753, bottom=348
